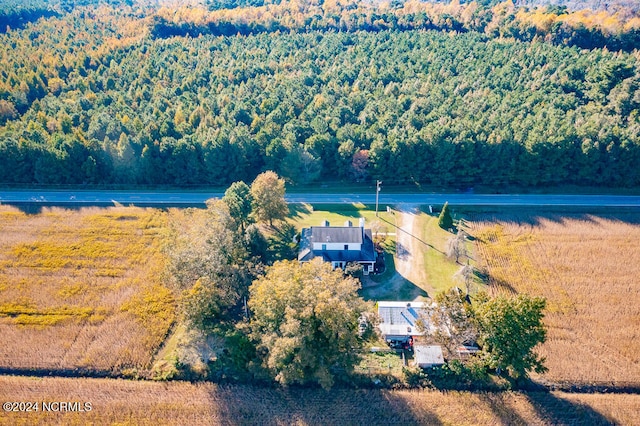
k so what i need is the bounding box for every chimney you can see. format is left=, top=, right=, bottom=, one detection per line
left=344, top=220, right=352, bottom=227
left=359, top=218, right=365, bottom=228
left=321, top=220, right=330, bottom=227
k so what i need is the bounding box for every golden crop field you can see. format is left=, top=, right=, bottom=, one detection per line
left=469, top=210, right=640, bottom=384
left=0, top=206, right=175, bottom=373
left=1, top=375, right=638, bottom=425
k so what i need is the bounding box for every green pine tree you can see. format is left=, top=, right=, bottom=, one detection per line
left=439, top=202, right=453, bottom=230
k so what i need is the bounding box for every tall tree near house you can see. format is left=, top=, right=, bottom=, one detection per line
left=180, top=270, right=246, bottom=331
left=243, top=223, right=269, bottom=262
left=167, top=200, right=255, bottom=330
left=267, top=222, right=298, bottom=262
left=475, top=293, right=547, bottom=381
left=248, top=259, right=368, bottom=390
left=418, top=288, right=479, bottom=359
left=439, top=201, right=454, bottom=230
left=223, top=180, right=254, bottom=233
left=250, top=171, right=289, bottom=227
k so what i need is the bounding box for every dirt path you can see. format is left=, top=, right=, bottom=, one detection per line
left=394, top=207, right=427, bottom=291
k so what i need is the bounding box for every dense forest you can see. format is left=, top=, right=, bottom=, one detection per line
left=518, top=0, right=640, bottom=14
left=0, top=0, right=639, bottom=188
left=151, top=1, right=640, bottom=51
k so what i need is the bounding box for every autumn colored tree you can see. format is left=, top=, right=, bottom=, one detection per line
left=350, top=149, right=369, bottom=182
left=250, top=171, right=289, bottom=226
left=248, top=259, right=367, bottom=389
left=1, top=5, right=640, bottom=189
left=167, top=200, right=254, bottom=330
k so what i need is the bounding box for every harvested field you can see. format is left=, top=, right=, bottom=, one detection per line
left=0, top=206, right=174, bottom=373
left=469, top=210, right=640, bottom=384
left=1, top=375, right=637, bottom=425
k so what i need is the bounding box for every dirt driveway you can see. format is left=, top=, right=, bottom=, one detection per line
left=362, top=206, right=429, bottom=301
left=394, top=206, right=427, bottom=288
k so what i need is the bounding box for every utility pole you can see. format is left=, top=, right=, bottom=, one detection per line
left=375, top=180, right=382, bottom=217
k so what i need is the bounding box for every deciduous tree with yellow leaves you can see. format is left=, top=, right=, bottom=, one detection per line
left=248, top=259, right=368, bottom=389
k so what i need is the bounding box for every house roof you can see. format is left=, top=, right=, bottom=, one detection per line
left=377, top=301, right=429, bottom=338
left=298, top=227, right=376, bottom=263
left=308, top=226, right=364, bottom=244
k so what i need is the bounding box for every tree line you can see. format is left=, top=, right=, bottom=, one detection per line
left=150, top=1, right=640, bottom=52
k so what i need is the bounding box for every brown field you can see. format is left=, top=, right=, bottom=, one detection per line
left=468, top=209, right=640, bottom=384
left=1, top=375, right=638, bottom=425
left=0, top=206, right=175, bottom=373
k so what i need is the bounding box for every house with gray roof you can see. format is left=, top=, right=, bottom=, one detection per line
left=298, top=218, right=376, bottom=275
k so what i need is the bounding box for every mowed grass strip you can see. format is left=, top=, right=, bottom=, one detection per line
left=288, top=202, right=395, bottom=229
left=469, top=210, right=640, bottom=384
left=414, top=211, right=469, bottom=295
left=0, top=206, right=175, bottom=372
left=0, top=375, right=637, bottom=425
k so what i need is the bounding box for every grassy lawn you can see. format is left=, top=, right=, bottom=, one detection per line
left=355, top=350, right=407, bottom=380
left=415, top=212, right=471, bottom=295
left=361, top=250, right=428, bottom=301
left=151, top=322, right=186, bottom=380
left=288, top=203, right=395, bottom=229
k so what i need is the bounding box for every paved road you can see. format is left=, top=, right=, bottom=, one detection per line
left=1, top=190, right=640, bottom=207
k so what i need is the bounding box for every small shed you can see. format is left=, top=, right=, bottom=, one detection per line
left=457, top=345, right=480, bottom=359
left=413, top=345, right=445, bottom=368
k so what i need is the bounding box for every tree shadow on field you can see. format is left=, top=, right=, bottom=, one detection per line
left=476, top=390, right=615, bottom=426
left=5, top=202, right=172, bottom=215
left=525, top=391, right=615, bottom=425
left=287, top=203, right=312, bottom=219
left=486, top=275, right=519, bottom=296
left=7, top=203, right=86, bottom=215
left=208, top=384, right=443, bottom=425
left=479, top=392, right=531, bottom=426
left=312, top=203, right=371, bottom=219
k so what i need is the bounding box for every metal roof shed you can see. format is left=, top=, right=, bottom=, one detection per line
left=413, top=345, right=445, bottom=368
